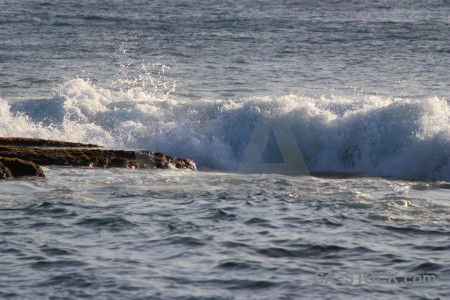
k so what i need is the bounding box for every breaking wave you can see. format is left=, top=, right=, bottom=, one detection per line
left=1, top=78, right=449, bottom=181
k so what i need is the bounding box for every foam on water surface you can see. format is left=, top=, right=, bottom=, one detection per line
left=1, top=78, right=449, bottom=181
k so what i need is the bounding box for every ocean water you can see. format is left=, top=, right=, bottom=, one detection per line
left=0, top=0, right=449, bottom=299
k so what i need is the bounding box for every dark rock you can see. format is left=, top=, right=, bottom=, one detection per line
left=0, top=137, right=196, bottom=179
left=135, top=151, right=197, bottom=170
left=0, top=137, right=99, bottom=148
left=0, top=161, right=13, bottom=179
left=0, top=157, right=45, bottom=179
left=0, top=146, right=138, bottom=168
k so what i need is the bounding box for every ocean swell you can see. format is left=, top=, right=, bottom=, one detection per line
left=1, top=78, right=449, bottom=181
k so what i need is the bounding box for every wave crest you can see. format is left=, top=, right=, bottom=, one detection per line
left=1, top=78, right=449, bottom=181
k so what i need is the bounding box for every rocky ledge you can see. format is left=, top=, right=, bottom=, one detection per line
left=0, top=137, right=196, bottom=180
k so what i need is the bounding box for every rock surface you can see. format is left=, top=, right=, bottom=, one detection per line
left=0, top=137, right=196, bottom=179
left=0, top=157, right=45, bottom=179
left=0, top=137, right=99, bottom=148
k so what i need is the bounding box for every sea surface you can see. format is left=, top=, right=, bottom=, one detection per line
left=0, top=1, right=449, bottom=299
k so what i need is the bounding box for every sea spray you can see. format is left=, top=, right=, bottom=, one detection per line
left=1, top=78, right=449, bottom=180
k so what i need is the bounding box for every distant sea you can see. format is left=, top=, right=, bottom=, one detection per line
left=0, top=1, right=449, bottom=299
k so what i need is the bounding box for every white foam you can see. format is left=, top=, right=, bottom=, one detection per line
left=1, top=78, right=449, bottom=181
